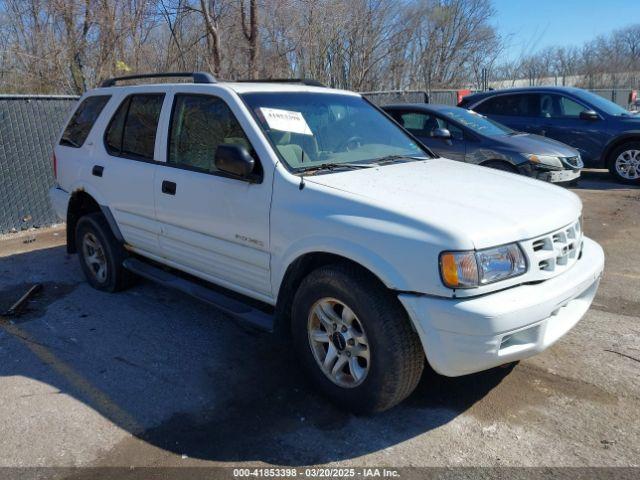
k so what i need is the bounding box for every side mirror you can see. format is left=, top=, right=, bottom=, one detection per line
left=579, top=110, right=599, bottom=121
left=214, top=144, right=255, bottom=178
left=432, top=128, right=452, bottom=140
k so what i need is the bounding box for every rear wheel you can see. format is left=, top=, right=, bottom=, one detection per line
left=608, top=142, right=640, bottom=184
left=291, top=264, right=424, bottom=413
left=75, top=213, right=133, bottom=292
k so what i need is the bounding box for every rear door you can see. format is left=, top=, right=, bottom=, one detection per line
left=98, top=92, right=166, bottom=255
left=392, top=110, right=466, bottom=161
left=153, top=89, right=273, bottom=301
left=473, top=93, right=540, bottom=133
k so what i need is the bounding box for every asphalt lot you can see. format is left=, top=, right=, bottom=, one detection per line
left=0, top=169, right=638, bottom=471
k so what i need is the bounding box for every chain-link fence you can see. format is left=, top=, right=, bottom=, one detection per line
left=360, top=90, right=428, bottom=106
left=588, top=89, right=637, bottom=108
left=0, top=95, right=78, bottom=234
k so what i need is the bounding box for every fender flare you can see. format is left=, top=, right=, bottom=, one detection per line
left=601, top=131, right=640, bottom=164
left=273, top=235, right=410, bottom=298
left=66, top=183, right=124, bottom=248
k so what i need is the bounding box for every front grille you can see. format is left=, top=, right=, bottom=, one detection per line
left=561, top=156, right=584, bottom=169
left=521, top=220, right=582, bottom=279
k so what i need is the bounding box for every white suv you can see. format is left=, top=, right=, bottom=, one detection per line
left=50, top=72, right=605, bottom=413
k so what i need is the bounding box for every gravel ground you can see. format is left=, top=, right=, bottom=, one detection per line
left=0, top=170, right=638, bottom=473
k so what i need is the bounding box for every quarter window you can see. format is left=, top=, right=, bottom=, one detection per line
left=104, top=94, right=164, bottom=160
left=60, top=95, right=110, bottom=148
left=168, top=94, right=255, bottom=174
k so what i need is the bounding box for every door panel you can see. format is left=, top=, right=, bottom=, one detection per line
left=155, top=93, right=272, bottom=297
left=417, top=135, right=466, bottom=161
left=99, top=93, right=165, bottom=255
left=538, top=94, right=608, bottom=164
left=155, top=170, right=271, bottom=296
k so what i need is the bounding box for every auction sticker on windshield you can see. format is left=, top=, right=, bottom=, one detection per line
left=261, top=107, right=313, bottom=135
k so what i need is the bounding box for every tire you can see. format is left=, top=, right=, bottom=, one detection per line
left=482, top=160, right=517, bottom=173
left=75, top=212, right=133, bottom=292
left=608, top=142, right=640, bottom=185
left=291, top=263, right=424, bottom=413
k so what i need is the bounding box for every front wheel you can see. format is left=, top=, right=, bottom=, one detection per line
left=608, top=142, right=640, bottom=184
left=291, top=264, right=424, bottom=413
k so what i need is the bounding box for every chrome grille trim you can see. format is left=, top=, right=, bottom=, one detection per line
left=520, top=220, right=583, bottom=280
left=561, top=155, right=584, bottom=169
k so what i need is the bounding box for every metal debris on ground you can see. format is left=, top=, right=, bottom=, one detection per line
left=2, top=283, right=43, bottom=317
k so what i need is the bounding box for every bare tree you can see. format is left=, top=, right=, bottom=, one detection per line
left=239, top=0, right=258, bottom=78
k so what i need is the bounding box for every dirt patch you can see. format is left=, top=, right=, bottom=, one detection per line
left=0, top=225, right=66, bottom=258
left=463, top=362, right=617, bottom=424
left=591, top=295, right=640, bottom=317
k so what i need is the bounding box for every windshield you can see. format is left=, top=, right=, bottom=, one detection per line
left=440, top=107, right=513, bottom=136
left=574, top=90, right=631, bottom=116
left=241, top=92, right=428, bottom=171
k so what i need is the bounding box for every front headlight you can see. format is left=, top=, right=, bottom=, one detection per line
left=440, top=243, right=527, bottom=288
left=523, top=153, right=563, bottom=169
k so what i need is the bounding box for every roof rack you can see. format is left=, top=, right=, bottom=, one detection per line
left=100, top=72, right=216, bottom=88
left=235, top=78, right=326, bottom=87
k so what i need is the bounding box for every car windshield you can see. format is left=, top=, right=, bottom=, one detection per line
left=574, top=90, right=631, bottom=116
left=241, top=92, right=428, bottom=171
left=441, top=107, right=513, bottom=136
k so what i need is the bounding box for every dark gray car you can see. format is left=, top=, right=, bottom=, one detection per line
left=383, top=104, right=583, bottom=184
left=458, top=87, right=640, bottom=184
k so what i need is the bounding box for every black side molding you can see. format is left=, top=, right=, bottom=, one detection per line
left=99, top=205, right=124, bottom=243
left=122, top=258, right=274, bottom=332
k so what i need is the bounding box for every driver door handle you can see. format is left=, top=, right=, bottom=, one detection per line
left=161, top=180, right=176, bottom=195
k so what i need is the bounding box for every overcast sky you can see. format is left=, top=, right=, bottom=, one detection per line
left=492, top=0, right=640, bottom=61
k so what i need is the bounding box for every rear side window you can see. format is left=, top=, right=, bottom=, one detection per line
left=474, top=94, right=539, bottom=117
left=104, top=94, right=164, bottom=160
left=60, top=95, right=110, bottom=148
left=168, top=94, right=255, bottom=174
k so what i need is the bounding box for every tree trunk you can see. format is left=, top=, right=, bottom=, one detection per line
left=240, top=0, right=259, bottom=79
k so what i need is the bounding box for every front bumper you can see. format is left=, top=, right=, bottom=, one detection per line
left=399, top=236, right=604, bottom=377
left=517, top=163, right=581, bottom=184
left=537, top=168, right=581, bottom=183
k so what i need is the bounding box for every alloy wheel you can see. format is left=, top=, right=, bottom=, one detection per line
left=615, top=149, right=640, bottom=180
left=307, top=297, right=370, bottom=388
left=82, top=232, right=108, bottom=283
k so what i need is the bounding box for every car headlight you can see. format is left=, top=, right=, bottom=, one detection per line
left=523, top=153, right=563, bottom=169
left=439, top=243, right=527, bottom=288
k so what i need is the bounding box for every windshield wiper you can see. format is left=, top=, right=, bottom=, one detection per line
left=299, top=162, right=374, bottom=174
left=372, top=154, right=428, bottom=164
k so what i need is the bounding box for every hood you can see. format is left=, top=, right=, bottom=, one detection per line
left=492, top=133, right=579, bottom=157
left=305, top=158, right=582, bottom=249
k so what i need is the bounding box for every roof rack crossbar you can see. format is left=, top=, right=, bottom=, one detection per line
left=100, top=72, right=216, bottom=88
left=235, top=78, right=326, bottom=87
